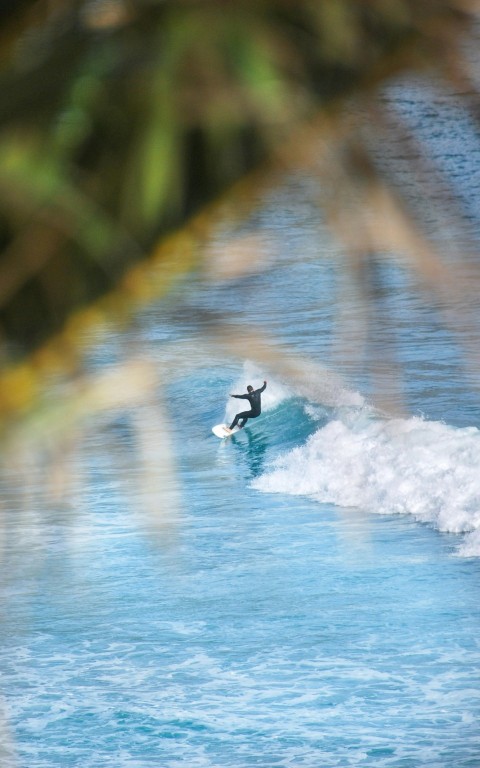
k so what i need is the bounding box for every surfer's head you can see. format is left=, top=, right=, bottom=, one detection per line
left=247, top=385, right=254, bottom=393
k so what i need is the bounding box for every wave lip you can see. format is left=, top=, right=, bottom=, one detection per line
left=253, top=413, right=480, bottom=556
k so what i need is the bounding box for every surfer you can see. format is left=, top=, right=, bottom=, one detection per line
left=226, top=381, right=267, bottom=433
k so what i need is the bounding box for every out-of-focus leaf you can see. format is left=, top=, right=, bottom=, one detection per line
left=0, top=135, right=123, bottom=260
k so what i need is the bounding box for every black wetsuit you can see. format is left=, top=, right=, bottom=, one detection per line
left=229, top=382, right=267, bottom=430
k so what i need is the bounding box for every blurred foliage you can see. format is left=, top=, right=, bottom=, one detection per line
left=0, top=0, right=478, bottom=428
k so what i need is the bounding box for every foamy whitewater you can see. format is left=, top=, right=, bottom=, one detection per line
left=248, top=376, right=480, bottom=557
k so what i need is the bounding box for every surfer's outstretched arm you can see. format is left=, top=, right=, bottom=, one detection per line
left=230, top=393, right=249, bottom=399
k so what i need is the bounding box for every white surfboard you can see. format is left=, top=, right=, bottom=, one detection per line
left=212, top=423, right=239, bottom=438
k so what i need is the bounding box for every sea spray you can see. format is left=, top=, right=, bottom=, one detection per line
left=224, top=359, right=363, bottom=424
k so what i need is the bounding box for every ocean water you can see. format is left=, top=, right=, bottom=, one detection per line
left=1, top=82, right=480, bottom=767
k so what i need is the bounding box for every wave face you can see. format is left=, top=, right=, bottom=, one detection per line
left=253, top=394, right=480, bottom=557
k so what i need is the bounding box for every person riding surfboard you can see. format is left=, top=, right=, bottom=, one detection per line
left=225, top=381, right=267, bottom=434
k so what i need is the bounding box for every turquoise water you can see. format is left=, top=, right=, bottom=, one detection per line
left=1, top=85, right=480, bottom=767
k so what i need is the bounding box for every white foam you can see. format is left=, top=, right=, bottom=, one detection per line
left=253, top=411, right=480, bottom=556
